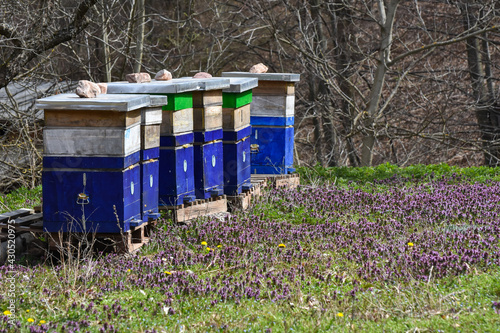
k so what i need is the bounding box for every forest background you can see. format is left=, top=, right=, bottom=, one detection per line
left=0, top=0, right=499, bottom=192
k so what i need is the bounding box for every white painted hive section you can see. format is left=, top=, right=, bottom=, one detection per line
left=43, top=123, right=141, bottom=157
left=250, top=95, right=295, bottom=118
left=142, top=107, right=162, bottom=125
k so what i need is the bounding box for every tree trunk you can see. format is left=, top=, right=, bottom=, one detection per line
left=360, top=0, right=401, bottom=166
left=133, top=0, right=145, bottom=73
left=310, top=0, right=338, bottom=167
left=101, top=0, right=111, bottom=82
left=461, top=3, right=499, bottom=166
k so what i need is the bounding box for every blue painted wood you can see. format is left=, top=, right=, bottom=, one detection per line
left=193, top=140, right=224, bottom=199
left=141, top=159, right=159, bottom=221
left=193, top=128, right=223, bottom=143
left=222, top=125, right=251, bottom=142
left=42, top=165, right=141, bottom=233
left=251, top=116, right=294, bottom=126
left=142, top=147, right=160, bottom=161
left=160, top=133, right=194, bottom=147
left=250, top=126, right=294, bottom=174
left=159, top=145, right=195, bottom=206
left=43, top=152, right=140, bottom=170
left=223, top=137, right=251, bottom=195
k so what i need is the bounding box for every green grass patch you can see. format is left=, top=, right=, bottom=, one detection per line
left=0, top=185, right=41, bottom=213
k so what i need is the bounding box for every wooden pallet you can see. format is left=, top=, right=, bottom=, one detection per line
left=0, top=207, right=156, bottom=254
left=160, top=195, right=227, bottom=223
left=250, top=173, right=300, bottom=189
left=227, top=182, right=263, bottom=212
left=0, top=209, right=44, bottom=237
left=47, top=220, right=151, bottom=254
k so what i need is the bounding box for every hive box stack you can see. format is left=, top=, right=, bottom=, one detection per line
left=221, top=72, right=300, bottom=174
left=190, top=78, right=230, bottom=199
left=38, top=94, right=151, bottom=233
left=221, top=77, right=258, bottom=195
left=139, top=96, right=166, bottom=221
left=107, top=79, right=199, bottom=206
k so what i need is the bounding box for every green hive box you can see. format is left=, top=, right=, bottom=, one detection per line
left=161, top=92, right=193, bottom=111
left=222, top=90, right=252, bottom=109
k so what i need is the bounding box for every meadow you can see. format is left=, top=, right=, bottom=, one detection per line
left=1, top=164, right=500, bottom=332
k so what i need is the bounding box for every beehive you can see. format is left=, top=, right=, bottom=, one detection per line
left=107, top=79, right=199, bottom=206
left=139, top=96, right=165, bottom=221
left=190, top=78, right=230, bottom=199
left=222, top=72, right=300, bottom=174
left=37, top=94, right=151, bottom=233
left=221, top=77, right=258, bottom=195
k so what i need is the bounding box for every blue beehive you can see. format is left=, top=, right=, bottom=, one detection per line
left=37, top=94, right=151, bottom=233
left=221, top=72, right=300, bottom=174
left=221, top=77, right=258, bottom=195
left=107, top=79, right=200, bottom=206
left=190, top=78, right=231, bottom=199
left=139, top=96, right=165, bottom=221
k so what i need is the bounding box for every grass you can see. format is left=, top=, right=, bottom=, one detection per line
left=1, top=164, right=500, bottom=332
left=0, top=185, right=41, bottom=213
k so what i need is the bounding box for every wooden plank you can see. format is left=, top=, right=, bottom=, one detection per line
left=142, top=124, right=160, bottom=150
left=44, top=109, right=141, bottom=128
left=12, top=213, right=43, bottom=226
left=250, top=174, right=300, bottom=189
left=43, top=124, right=141, bottom=157
left=0, top=208, right=34, bottom=223
left=250, top=95, right=295, bottom=118
left=192, top=90, right=223, bottom=107
left=193, top=106, right=223, bottom=131
left=163, top=195, right=227, bottom=223
left=222, top=104, right=251, bottom=130
left=160, top=108, right=193, bottom=135
left=252, top=81, right=295, bottom=95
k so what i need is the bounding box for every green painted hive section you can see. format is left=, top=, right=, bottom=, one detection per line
left=159, top=92, right=193, bottom=111
left=222, top=90, right=252, bottom=109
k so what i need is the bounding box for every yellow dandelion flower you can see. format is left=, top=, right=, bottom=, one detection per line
left=206, top=247, right=211, bottom=251
left=127, top=269, right=131, bottom=272
left=408, top=242, right=414, bottom=247
left=27, top=318, right=35, bottom=323
left=217, top=244, right=222, bottom=248
left=278, top=243, right=286, bottom=248
left=164, top=271, right=172, bottom=275
left=3, top=310, right=12, bottom=316
left=201, top=241, right=207, bottom=246
left=337, top=312, right=344, bottom=317
left=39, top=320, right=46, bottom=324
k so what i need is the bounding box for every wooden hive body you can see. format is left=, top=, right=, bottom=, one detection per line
left=222, top=72, right=300, bottom=174
left=37, top=94, right=151, bottom=233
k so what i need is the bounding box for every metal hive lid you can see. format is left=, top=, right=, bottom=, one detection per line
left=36, top=93, right=151, bottom=111
left=222, top=77, right=258, bottom=93
left=221, top=72, right=300, bottom=82
left=106, top=78, right=200, bottom=94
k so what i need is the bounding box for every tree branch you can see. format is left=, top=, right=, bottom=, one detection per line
left=387, top=25, right=499, bottom=67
